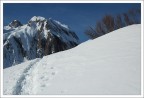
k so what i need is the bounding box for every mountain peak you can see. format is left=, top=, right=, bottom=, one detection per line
left=3, top=16, right=79, bottom=68
left=8, top=20, right=22, bottom=28
left=30, top=16, right=46, bottom=22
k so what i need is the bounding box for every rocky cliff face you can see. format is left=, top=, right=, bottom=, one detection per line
left=9, top=20, right=23, bottom=28
left=3, top=16, right=79, bottom=68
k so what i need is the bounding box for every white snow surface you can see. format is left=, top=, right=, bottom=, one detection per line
left=54, top=20, right=69, bottom=29
left=3, top=24, right=141, bottom=95
left=4, top=26, right=12, bottom=30
left=30, top=16, right=45, bottom=22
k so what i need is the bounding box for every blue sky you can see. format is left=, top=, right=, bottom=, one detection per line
left=3, top=3, right=140, bottom=42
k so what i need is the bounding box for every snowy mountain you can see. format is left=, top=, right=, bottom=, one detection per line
left=3, top=16, right=79, bottom=68
left=3, top=24, right=141, bottom=95
left=4, top=20, right=22, bottom=31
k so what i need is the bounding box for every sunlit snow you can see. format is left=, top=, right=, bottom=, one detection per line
left=4, top=24, right=141, bottom=95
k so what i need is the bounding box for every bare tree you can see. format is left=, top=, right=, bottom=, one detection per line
left=123, top=13, right=134, bottom=26
left=96, top=21, right=106, bottom=35
left=115, top=14, right=123, bottom=29
left=128, top=9, right=137, bottom=24
left=102, top=15, right=115, bottom=32
left=85, top=26, right=98, bottom=39
left=85, top=8, right=141, bottom=39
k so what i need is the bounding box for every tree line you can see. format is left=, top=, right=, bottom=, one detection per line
left=85, top=8, right=141, bottom=39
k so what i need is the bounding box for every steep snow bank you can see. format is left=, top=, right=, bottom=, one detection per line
left=3, top=24, right=141, bottom=95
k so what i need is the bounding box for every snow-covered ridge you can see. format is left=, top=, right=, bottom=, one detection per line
left=30, top=16, right=46, bottom=22
left=29, top=16, right=69, bottom=30
left=54, top=20, right=69, bottom=29
left=4, top=24, right=141, bottom=95
left=4, top=25, right=12, bottom=30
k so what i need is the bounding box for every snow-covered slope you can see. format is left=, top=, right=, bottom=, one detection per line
left=3, top=16, right=79, bottom=68
left=3, top=24, right=141, bottom=95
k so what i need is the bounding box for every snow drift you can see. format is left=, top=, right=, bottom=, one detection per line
left=3, top=24, right=141, bottom=95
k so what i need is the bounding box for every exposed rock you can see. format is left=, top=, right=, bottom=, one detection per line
left=3, top=16, right=79, bottom=68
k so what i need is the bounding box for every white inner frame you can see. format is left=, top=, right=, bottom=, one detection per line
left=0, top=0, right=143, bottom=97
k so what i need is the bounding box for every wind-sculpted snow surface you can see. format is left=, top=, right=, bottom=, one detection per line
left=4, top=24, right=141, bottom=95
left=3, top=16, right=79, bottom=68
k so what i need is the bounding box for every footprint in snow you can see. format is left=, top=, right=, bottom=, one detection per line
left=51, top=72, right=56, bottom=75
left=43, top=77, right=49, bottom=81
left=40, top=76, right=44, bottom=79
left=41, top=84, right=46, bottom=87
left=41, top=83, right=51, bottom=87
left=60, top=90, right=68, bottom=94
left=50, top=67, right=54, bottom=69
